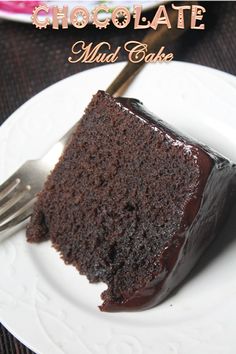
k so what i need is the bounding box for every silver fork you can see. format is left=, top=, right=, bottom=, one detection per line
left=0, top=15, right=187, bottom=236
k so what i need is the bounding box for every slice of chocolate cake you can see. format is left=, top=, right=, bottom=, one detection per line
left=27, top=90, right=236, bottom=311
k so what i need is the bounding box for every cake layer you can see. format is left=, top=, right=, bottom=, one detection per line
left=27, top=90, right=236, bottom=311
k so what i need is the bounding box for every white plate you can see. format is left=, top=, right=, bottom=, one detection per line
left=0, top=1, right=158, bottom=23
left=0, top=62, right=236, bottom=354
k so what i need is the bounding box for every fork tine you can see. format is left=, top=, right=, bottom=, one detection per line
left=0, top=200, right=34, bottom=232
left=0, top=188, right=32, bottom=225
left=0, top=188, right=26, bottom=214
left=0, top=176, right=21, bottom=200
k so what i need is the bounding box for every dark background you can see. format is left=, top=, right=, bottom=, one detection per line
left=0, top=1, right=236, bottom=353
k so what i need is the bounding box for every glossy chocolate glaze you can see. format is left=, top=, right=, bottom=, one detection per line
left=100, top=96, right=236, bottom=311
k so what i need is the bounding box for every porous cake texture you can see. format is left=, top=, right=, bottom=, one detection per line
left=27, top=90, right=236, bottom=311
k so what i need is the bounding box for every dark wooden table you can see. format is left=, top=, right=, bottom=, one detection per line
left=0, top=2, right=236, bottom=353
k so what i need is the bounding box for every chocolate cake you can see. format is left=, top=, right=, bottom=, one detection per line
left=27, top=90, right=236, bottom=311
